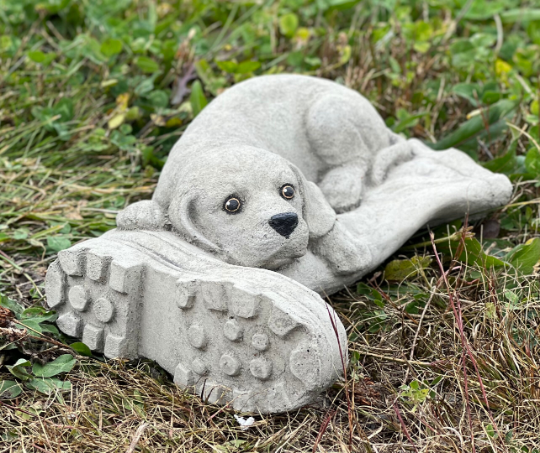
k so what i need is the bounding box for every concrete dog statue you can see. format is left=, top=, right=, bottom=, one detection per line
left=117, top=74, right=421, bottom=277
left=45, top=74, right=512, bottom=414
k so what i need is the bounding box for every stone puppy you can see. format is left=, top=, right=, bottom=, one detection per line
left=118, top=74, right=413, bottom=274
left=118, top=145, right=367, bottom=274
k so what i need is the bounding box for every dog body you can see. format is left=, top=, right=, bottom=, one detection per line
left=155, top=74, right=405, bottom=214
left=119, top=75, right=411, bottom=275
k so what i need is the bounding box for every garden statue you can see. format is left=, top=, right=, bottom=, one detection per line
left=45, top=75, right=512, bottom=413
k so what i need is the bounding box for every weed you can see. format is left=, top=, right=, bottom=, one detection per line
left=1, top=0, right=540, bottom=451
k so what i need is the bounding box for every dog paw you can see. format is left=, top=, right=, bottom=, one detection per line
left=319, top=166, right=364, bottom=213
left=116, top=200, right=167, bottom=231
left=370, top=140, right=415, bottom=186
left=313, top=221, right=372, bottom=275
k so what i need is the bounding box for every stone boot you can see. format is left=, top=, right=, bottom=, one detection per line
left=45, top=229, right=348, bottom=413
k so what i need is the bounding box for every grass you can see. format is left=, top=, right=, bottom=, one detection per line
left=1, top=0, right=540, bottom=451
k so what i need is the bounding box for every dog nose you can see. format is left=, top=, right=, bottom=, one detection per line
left=269, top=212, right=298, bottom=238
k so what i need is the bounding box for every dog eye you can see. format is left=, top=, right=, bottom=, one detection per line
left=281, top=185, right=295, bottom=200
left=224, top=197, right=241, bottom=213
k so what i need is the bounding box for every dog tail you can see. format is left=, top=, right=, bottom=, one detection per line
left=116, top=200, right=168, bottom=231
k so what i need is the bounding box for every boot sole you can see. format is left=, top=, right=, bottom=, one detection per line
left=45, top=231, right=347, bottom=413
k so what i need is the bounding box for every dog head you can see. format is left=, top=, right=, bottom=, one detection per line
left=118, top=146, right=335, bottom=270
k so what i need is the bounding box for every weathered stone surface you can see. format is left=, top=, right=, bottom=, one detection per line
left=44, top=230, right=348, bottom=414
left=116, top=74, right=512, bottom=292
left=68, top=285, right=90, bottom=312
left=45, top=74, right=512, bottom=413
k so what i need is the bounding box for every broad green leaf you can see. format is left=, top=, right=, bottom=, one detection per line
left=40, top=324, right=59, bottom=336
left=100, top=38, right=123, bottom=57
left=413, top=41, right=430, bottom=53
left=146, top=90, right=169, bottom=108
left=32, top=354, right=76, bottom=378
left=0, top=35, right=12, bottom=52
left=21, top=307, right=57, bottom=323
left=195, top=58, right=228, bottom=96
left=190, top=80, right=208, bottom=117
left=437, top=235, right=506, bottom=269
left=135, top=78, right=155, bottom=95
left=506, top=238, right=540, bottom=275
left=531, top=100, right=539, bottom=116
left=305, top=56, right=321, bottom=68
left=125, top=107, right=141, bottom=121
left=7, top=359, right=32, bottom=381
left=0, top=294, right=24, bottom=318
left=216, top=60, right=238, bottom=73
left=17, top=319, right=44, bottom=333
left=501, top=9, right=540, bottom=23
left=339, top=45, right=351, bottom=65
left=504, top=290, right=520, bottom=304
left=485, top=423, right=497, bottom=438
left=236, top=60, right=261, bottom=74
left=70, top=342, right=92, bottom=357
left=470, top=33, right=496, bottom=48
left=384, top=256, right=432, bottom=281
left=483, top=150, right=521, bottom=175
left=26, top=378, right=71, bottom=395
left=18, top=307, right=57, bottom=333
left=356, top=283, right=384, bottom=307
left=0, top=380, right=23, bottom=399
left=47, top=236, right=72, bottom=252
left=13, top=228, right=29, bottom=240
left=388, top=56, right=401, bottom=74
left=54, top=98, right=74, bottom=122
left=108, top=113, right=126, bottom=130
left=481, top=91, right=501, bottom=105
left=326, top=0, right=359, bottom=10
left=279, top=13, right=299, bottom=38
left=120, top=121, right=133, bottom=134
left=401, top=380, right=430, bottom=404
left=135, top=56, right=159, bottom=73
left=27, top=50, right=56, bottom=66
left=111, top=130, right=137, bottom=151
left=528, top=21, right=540, bottom=45
left=464, top=0, right=505, bottom=20
left=525, top=148, right=540, bottom=175
left=431, top=100, right=517, bottom=150
left=404, top=20, right=433, bottom=45
left=36, top=0, right=70, bottom=14
left=392, top=110, right=428, bottom=134
left=456, top=237, right=506, bottom=268
left=222, top=440, right=249, bottom=449
left=287, top=51, right=304, bottom=67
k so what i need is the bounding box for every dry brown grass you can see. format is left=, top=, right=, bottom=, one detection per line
left=3, top=218, right=540, bottom=452
left=2, top=0, right=540, bottom=451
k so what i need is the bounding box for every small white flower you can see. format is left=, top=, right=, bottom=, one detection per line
left=234, top=414, right=255, bottom=430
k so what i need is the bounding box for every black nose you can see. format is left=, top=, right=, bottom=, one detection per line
left=269, top=213, right=298, bottom=238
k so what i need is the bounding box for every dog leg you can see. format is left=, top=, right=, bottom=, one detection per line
left=318, top=164, right=365, bottom=213
left=369, top=137, right=416, bottom=186
left=116, top=200, right=168, bottom=231
left=306, top=94, right=380, bottom=212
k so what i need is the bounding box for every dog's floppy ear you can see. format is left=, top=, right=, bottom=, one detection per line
left=117, top=200, right=168, bottom=231
left=289, top=163, right=336, bottom=239
left=168, top=190, right=221, bottom=253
